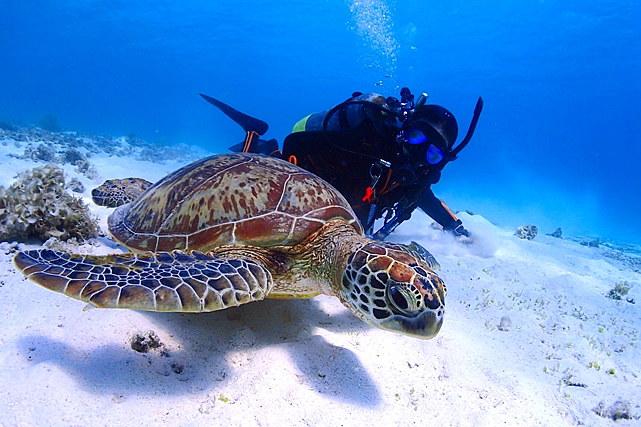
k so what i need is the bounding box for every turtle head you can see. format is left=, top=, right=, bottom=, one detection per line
left=339, top=241, right=446, bottom=339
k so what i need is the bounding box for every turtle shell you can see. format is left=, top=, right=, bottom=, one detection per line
left=108, top=153, right=362, bottom=252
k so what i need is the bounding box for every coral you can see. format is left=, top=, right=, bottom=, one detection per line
left=2, top=126, right=203, bottom=167
left=74, top=159, right=98, bottom=179
left=130, top=331, right=164, bottom=353
left=66, top=177, right=85, bottom=193
left=42, top=236, right=101, bottom=253
left=593, top=400, right=635, bottom=421
left=61, top=148, right=86, bottom=164
left=497, top=315, right=512, bottom=331
left=0, top=165, right=98, bottom=242
left=25, top=143, right=57, bottom=162
left=547, top=227, right=562, bottom=238
left=515, top=225, right=538, bottom=240
left=581, top=238, right=601, bottom=248
left=606, top=281, right=635, bottom=304
left=9, top=139, right=98, bottom=179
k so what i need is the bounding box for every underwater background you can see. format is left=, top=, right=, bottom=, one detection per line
left=1, top=0, right=640, bottom=244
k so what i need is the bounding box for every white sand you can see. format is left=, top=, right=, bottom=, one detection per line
left=0, top=131, right=639, bottom=426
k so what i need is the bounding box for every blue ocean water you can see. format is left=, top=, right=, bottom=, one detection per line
left=1, top=1, right=640, bottom=243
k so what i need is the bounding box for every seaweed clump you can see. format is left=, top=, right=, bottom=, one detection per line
left=606, top=281, right=635, bottom=304
left=0, top=165, right=97, bottom=242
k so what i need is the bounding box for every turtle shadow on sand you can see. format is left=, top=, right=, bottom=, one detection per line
left=18, top=298, right=382, bottom=407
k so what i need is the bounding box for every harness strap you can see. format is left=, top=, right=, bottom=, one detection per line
left=377, top=169, right=393, bottom=195
left=439, top=200, right=459, bottom=222
left=242, top=131, right=259, bottom=152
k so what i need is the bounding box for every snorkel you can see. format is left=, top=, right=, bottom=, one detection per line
left=400, top=92, right=484, bottom=170
left=447, top=97, right=484, bottom=161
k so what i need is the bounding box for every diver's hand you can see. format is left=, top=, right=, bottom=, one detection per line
left=452, top=224, right=471, bottom=238
left=452, top=224, right=474, bottom=244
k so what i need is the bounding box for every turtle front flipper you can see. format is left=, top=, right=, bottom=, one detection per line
left=14, top=249, right=273, bottom=312
left=91, top=178, right=153, bottom=207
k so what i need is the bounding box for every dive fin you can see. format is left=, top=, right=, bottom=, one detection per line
left=228, top=142, right=245, bottom=152
left=254, top=138, right=279, bottom=155
left=200, top=93, right=269, bottom=135
left=228, top=138, right=279, bottom=155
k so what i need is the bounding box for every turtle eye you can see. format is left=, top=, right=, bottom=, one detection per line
left=387, top=284, right=418, bottom=314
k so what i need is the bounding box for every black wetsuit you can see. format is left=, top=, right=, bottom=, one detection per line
left=282, top=93, right=462, bottom=232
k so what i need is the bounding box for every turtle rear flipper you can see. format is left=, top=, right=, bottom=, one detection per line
left=91, top=178, right=153, bottom=207
left=14, top=250, right=273, bottom=312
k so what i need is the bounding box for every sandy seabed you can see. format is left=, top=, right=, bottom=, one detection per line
left=0, top=129, right=639, bottom=426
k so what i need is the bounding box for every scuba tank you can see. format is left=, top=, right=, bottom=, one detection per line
left=200, top=90, right=484, bottom=241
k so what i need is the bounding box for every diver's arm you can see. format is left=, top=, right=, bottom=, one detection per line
left=416, top=188, right=470, bottom=237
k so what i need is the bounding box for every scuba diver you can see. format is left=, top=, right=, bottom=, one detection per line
left=200, top=88, right=483, bottom=241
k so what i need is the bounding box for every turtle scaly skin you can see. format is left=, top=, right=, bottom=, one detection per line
left=15, top=154, right=446, bottom=339
left=92, top=178, right=153, bottom=207
left=14, top=250, right=272, bottom=312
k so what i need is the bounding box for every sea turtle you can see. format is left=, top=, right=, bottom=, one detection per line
left=91, top=177, right=153, bottom=207
left=14, top=154, right=446, bottom=338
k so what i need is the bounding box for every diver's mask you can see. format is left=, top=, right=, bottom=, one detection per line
left=396, top=124, right=449, bottom=168
left=396, top=94, right=484, bottom=172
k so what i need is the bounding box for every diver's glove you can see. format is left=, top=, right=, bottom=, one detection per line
left=450, top=220, right=471, bottom=238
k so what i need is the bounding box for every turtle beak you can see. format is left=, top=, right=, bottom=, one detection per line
left=378, top=310, right=443, bottom=339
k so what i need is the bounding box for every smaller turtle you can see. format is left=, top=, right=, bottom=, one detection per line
left=91, top=178, right=153, bottom=207
left=15, top=154, right=446, bottom=339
